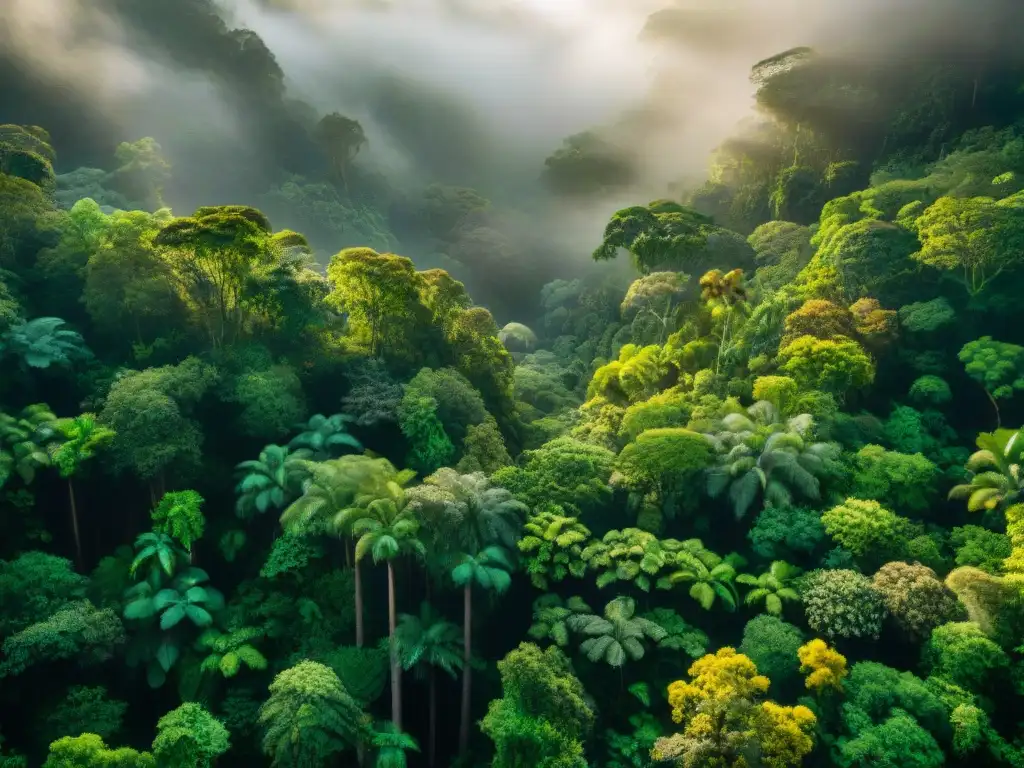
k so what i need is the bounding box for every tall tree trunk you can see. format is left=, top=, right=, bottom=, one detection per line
left=429, top=667, right=438, bottom=768
left=354, top=557, right=365, bottom=648
left=388, top=561, right=402, bottom=731
left=459, top=584, right=472, bottom=758
left=68, top=479, right=83, bottom=569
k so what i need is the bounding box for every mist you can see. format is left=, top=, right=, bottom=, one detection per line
left=2, top=0, right=1022, bottom=314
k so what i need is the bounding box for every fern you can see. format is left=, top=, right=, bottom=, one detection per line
left=566, top=596, right=667, bottom=668
left=581, top=528, right=674, bottom=592
left=517, top=505, right=591, bottom=589
left=197, top=627, right=267, bottom=678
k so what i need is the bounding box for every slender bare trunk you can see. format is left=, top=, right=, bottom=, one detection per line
left=984, top=387, right=1002, bottom=429
left=68, top=479, right=82, bottom=569
left=459, top=584, right=472, bottom=758
left=429, top=667, right=438, bottom=768
left=388, top=561, right=402, bottom=731
left=354, top=557, right=365, bottom=648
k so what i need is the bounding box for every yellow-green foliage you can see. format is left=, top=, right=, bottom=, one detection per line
left=517, top=506, right=591, bottom=590
left=779, top=335, right=875, bottom=396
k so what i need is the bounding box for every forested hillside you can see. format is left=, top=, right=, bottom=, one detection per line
left=3, top=1, right=1024, bottom=767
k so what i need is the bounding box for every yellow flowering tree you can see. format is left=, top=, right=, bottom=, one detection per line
left=651, top=647, right=816, bottom=767
left=797, top=638, right=848, bottom=693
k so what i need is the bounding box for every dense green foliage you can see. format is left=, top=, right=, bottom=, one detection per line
left=4, top=3, right=1024, bottom=766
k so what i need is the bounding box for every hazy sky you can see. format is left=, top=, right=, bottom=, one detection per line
left=1, top=0, right=1018, bottom=285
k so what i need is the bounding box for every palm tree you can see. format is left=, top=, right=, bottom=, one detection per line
left=0, top=316, right=91, bottom=369
left=281, top=455, right=412, bottom=647
left=49, top=413, right=114, bottom=568
left=566, top=596, right=667, bottom=667
left=371, top=721, right=419, bottom=768
left=705, top=401, right=838, bottom=519
left=413, top=468, right=528, bottom=552
left=394, top=602, right=463, bottom=767
left=949, top=428, right=1023, bottom=513
left=288, top=413, right=363, bottom=460
left=234, top=443, right=311, bottom=519
left=450, top=544, right=514, bottom=758
left=736, top=561, right=802, bottom=616
left=338, top=480, right=425, bottom=732
left=130, top=531, right=187, bottom=581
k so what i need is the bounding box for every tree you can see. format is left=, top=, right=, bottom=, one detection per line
left=234, top=444, right=311, bottom=520
left=851, top=445, right=939, bottom=514
left=651, top=648, right=816, bottom=768
left=836, top=710, right=945, bottom=768
left=42, top=734, right=154, bottom=768
left=492, top=437, right=615, bottom=516
left=370, top=722, right=419, bottom=768
left=797, top=638, right=847, bottom=693
left=480, top=643, right=594, bottom=768
left=705, top=403, right=837, bottom=520
left=325, top=248, right=422, bottom=358
left=958, top=337, right=1024, bottom=427
left=912, top=194, right=1024, bottom=297
left=338, top=479, right=425, bottom=731
left=154, top=206, right=281, bottom=348
left=83, top=208, right=180, bottom=348
left=615, top=429, right=713, bottom=519
left=99, top=357, right=217, bottom=498
left=40, top=686, right=127, bottom=749
left=527, top=595, right=594, bottom=649
left=49, top=414, right=115, bottom=567
left=581, top=528, right=677, bottom=593
left=287, top=413, right=363, bottom=461
left=281, top=455, right=413, bottom=647
left=151, top=490, right=205, bottom=559
left=566, top=596, right=667, bottom=668
left=871, top=562, right=964, bottom=640
left=779, top=335, right=875, bottom=397
left=123, top=565, right=222, bottom=632
left=0, top=317, right=90, bottom=370
left=592, top=200, right=753, bottom=275
left=109, top=137, right=171, bottom=211
left=748, top=505, right=825, bottom=562
left=408, top=468, right=527, bottom=554
left=450, top=545, right=514, bottom=758
left=739, top=616, right=805, bottom=691
left=258, top=660, right=370, bottom=767
left=801, top=569, right=887, bottom=640
left=924, top=621, right=1009, bottom=691
left=394, top=603, right=463, bottom=768
left=821, top=499, right=914, bottom=565
left=0, top=600, right=125, bottom=678
left=620, top=272, right=689, bottom=344
left=314, top=113, right=366, bottom=188
left=151, top=703, right=229, bottom=768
